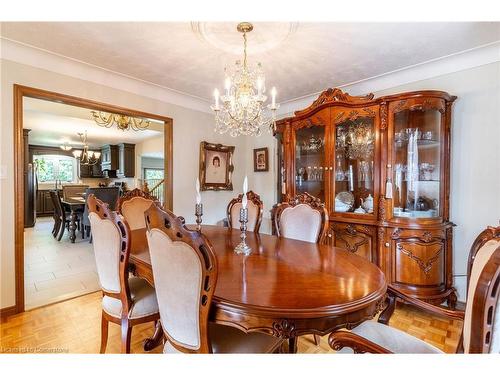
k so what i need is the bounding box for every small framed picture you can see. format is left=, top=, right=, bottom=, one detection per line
left=253, top=147, right=269, bottom=172
left=199, top=141, right=235, bottom=191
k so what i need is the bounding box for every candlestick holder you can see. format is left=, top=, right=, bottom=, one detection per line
left=195, top=203, right=203, bottom=231
left=234, top=207, right=252, bottom=255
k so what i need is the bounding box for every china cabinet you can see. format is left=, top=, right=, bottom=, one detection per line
left=275, top=88, right=457, bottom=306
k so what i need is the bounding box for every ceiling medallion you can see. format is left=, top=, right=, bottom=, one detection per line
left=191, top=22, right=298, bottom=55
left=211, top=22, right=280, bottom=137
left=91, top=110, right=150, bottom=131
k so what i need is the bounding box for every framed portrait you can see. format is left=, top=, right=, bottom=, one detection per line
left=253, top=147, right=269, bottom=172
left=199, top=141, right=235, bottom=191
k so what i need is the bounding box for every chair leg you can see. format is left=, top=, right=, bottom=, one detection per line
left=121, top=319, right=132, bottom=354
left=100, top=313, right=109, bottom=354
left=52, top=220, right=61, bottom=238
left=57, top=220, right=66, bottom=241
left=313, top=334, right=321, bottom=346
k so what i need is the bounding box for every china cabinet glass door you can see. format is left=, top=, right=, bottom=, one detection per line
left=392, top=106, right=442, bottom=218
left=294, top=126, right=326, bottom=202
left=333, top=115, right=376, bottom=215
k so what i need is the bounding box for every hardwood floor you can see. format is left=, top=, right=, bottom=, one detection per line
left=0, top=292, right=462, bottom=354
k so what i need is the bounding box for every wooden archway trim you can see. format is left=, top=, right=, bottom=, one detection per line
left=11, top=84, right=173, bottom=315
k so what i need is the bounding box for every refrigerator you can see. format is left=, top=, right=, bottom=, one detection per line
left=24, top=162, right=36, bottom=228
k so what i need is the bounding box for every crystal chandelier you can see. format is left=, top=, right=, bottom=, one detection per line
left=211, top=22, right=280, bottom=137
left=91, top=110, right=150, bottom=131
left=72, top=131, right=101, bottom=166
left=346, top=123, right=374, bottom=160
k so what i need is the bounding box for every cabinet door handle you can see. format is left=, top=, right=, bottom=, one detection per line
left=329, top=167, right=333, bottom=171
left=328, top=233, right=332, bottom=238
left=385, top=242, right=390, bottom=248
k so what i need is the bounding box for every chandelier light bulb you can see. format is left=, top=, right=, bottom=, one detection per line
left=271, top=87, right=277, bottom=108
left=213, top=89, right=220, bottom=110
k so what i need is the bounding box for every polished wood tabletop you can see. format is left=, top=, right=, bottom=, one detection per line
left=130, top=225, right=386, bottom=342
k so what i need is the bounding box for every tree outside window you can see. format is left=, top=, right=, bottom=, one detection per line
left=144, top=168, right=164, bottom=180
left=34, top=155, right=75, bottom=182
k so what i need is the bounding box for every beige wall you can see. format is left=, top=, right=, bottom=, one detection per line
left=0, top=59, right=247, bottom=309
left=246, top=62, right=500, bottom=301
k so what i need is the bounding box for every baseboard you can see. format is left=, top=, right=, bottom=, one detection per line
left=0, top=305, right=18, bottom=320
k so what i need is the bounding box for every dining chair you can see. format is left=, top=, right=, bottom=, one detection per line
left=62, top=184, right=89, bottom=201
left=49, top=190, right=62, bottom=238
left=272, top=192, right=329, bottom=349
left=227, top=190, right=263, bottom=232
left=87, top=194, right=160, bottom=354
left=50, top=190, right=82, bottom=241
left=329, top=225, right=500, bottom=354
left=272, top=192, right=329, bottom=244
left=117, top=188, right=162, bottom=231
left=81, top=187, right=121, bottom=240
left=144, top=204, right=284, bottom=353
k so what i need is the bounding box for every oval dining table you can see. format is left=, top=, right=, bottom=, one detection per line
left=129, top=225, right=387, bottom=353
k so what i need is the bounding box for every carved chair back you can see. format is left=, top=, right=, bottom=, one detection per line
left=227, top=190, right=263, bottom=232
left=145, top=204, right=218, bottom=354
left=273, top=192, right=329, bottom=243
left=49, top=190, right=64, bottom=220
left=87, top=194, right=133, bottom=317
left=117, top=188, right=161, bottom=231
left=462, top=226, right=500, bottom=353
left=62, top=184, right=89, bottom=201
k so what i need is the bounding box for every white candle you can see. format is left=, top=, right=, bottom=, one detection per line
left=213, top=89, right=220, bottom=110
left=196, top=177, right=201, bottom=205
left=242, top=176, right=248, bottom=209
left=257, top=77, right=263, bottom=96
left=271, top=87, right=277, bottom=108
left=225, top=77, right=231, bottom=96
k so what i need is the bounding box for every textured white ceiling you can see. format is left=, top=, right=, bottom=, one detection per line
left=24, top=98, right=163, bottom=148
left=3, top=22, right=500, bottom=103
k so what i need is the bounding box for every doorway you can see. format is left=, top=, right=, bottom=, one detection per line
left=14, top=85, right=173, bottom=313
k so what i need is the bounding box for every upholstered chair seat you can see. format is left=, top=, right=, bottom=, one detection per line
left=337, top=321, right=442, bottom=354
left=163, top=323, right=282, bottom=354
left=102, top=277, right=159, bottom=319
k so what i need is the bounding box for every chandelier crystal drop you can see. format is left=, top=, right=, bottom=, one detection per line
left=211, top=22, right=280, bottom=137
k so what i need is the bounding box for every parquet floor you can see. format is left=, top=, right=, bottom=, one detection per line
left=0, top=292, right=462, bottom=354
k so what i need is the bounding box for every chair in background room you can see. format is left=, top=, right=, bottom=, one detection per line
left=329, top=225, right=500, bottom=354
left=226, top=190, right=263, bottom=232
left=117, top=188, right=162, bottom=233
left=272, top=192, right=329, bottom=349
left=144, top=203, right=284, bottom=353
left=61, top=184, right=89, bottom=201
left=50, top=190, right=82, bottom=241
left=87, top=194, right=159, bottom=354
left=81, top=187, right=121, bottom=240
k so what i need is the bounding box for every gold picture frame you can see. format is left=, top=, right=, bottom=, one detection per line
left=199, top=141, right=235, bottom=191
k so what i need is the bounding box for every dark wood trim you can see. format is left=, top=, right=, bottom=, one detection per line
left=0, top=305, right=18, bottom=320
left=13, top=84, right=174, bottom=315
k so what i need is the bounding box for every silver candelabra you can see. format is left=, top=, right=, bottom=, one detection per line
left=234, top=207, right=252, bottom=255
left=195, top=203, right=203, bottom=231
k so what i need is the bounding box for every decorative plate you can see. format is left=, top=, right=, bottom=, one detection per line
left=335, top=191, right=354, bottom=208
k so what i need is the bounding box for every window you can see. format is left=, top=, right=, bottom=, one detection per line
left=144, top=168, right=164, bottom=180
left=33, top=154, right=76, bottom=182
